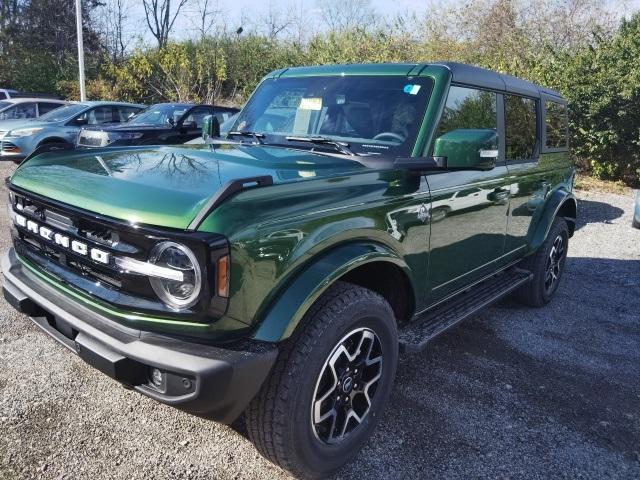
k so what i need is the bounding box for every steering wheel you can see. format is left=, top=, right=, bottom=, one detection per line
left=372, top=132, right=405, bottom=143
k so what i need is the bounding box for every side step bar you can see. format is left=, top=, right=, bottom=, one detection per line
left=399, top=268, right=533, bottom=354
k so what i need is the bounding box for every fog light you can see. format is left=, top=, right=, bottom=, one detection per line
left=150, top=368, right=164, bottom=387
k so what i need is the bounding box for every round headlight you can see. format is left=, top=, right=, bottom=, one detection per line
left=149, top=241, right=202, bottom=309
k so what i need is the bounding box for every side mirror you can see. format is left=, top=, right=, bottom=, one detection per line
left=433, top=129, right=498, bottom=170
left=202, top=114, right=220, bottom=141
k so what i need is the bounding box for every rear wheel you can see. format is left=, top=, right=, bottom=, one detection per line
left=516, top=217, right=569, bottom=307
left=245, top=281, right=398, bottom=479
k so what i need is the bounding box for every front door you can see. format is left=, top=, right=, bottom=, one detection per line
left=425, top=85, right=511, bottom=301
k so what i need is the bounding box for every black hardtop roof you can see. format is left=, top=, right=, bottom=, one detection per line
left=434, top=62, right=564, bottom=100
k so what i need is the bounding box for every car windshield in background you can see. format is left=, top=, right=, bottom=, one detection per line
left=38, top=103, right=87, bottom=122
left=232, top=75, right=433, bottom=157
left=128, top=104, right=189, bottom=126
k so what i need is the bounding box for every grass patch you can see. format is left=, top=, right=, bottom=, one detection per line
left=574, top=174, right=632, bottom=195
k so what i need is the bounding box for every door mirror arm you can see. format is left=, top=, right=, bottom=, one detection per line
left=394, top=156, right=448, bottom=171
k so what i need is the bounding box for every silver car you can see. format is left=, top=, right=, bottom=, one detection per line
left=0, top=98, right=68, bottom=123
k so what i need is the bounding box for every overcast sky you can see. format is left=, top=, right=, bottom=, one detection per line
left=125, top=0, right=640, bottom=45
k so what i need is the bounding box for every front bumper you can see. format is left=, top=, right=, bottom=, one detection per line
left=1, top=136, right=30, bottom=159
left=2, top=248, right=277, bottom=423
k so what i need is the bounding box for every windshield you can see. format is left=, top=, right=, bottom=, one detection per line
left=38, top=103, right=87, bottom=122
left=232, top=75, right=433, bottom=157
left=128, top=104, right=189, bottom=125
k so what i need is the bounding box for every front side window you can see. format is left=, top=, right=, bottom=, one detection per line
left=183, top=106, right=212, bottom=128
left=544, top=101, right=568, bottom=149
left=90, top=106, right=115, bottom=124
left=432, top=86, right=498, bottom=168
left=117, top=106, right=141, bottom=122
left=74, top=106, right=114, bottom=125
left=129, top=104, right=189, bottom=126
left=233, top=75, right=434, bottom=157
left=41, top=103, right=87, bottom=122
left=505, top=95, right=537, bottom=160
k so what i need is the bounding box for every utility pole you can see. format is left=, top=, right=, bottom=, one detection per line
left=75, top=0, right=86, bottom=101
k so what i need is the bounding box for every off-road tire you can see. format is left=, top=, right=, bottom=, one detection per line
left=516, top=217, right=569, bottom=307
left=245, top=281, right=398, bottom=479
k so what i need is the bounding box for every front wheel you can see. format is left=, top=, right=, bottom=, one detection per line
left=516, top=217, right=569, bottom=307
left=245, top=281, right=398, bottom=479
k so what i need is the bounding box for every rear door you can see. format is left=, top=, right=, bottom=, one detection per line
left=504, top=95, right=569, bottom=254
left=426, top=85, right=511, bottom=301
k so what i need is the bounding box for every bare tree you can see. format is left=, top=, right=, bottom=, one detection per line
left=263, top=1, right=293, bottom=40
left=99, top=0, right=131, bottom=62
left=315, top=0, right=377, bottom=32
left=189, top=0, right=222, bottom=38
left=142, top=0, right=189, bottom=48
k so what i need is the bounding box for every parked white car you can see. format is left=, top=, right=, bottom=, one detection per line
left=0, top=89, right=19, bottom=100
left=0, top=98, right=68, bottom=122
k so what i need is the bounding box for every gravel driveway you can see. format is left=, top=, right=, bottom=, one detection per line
left=0, top=160, right=638, bottom=480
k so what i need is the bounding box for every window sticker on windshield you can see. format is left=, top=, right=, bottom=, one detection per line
left=403, top=84, right=421, bottom=95
left=299, top=97, right=323, bottom=110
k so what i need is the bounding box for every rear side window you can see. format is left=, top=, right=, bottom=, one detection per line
left=505, top=95, right=537, bottom=160
left=544, top=101, right=568, bottom=149
left=38, top=102, right=63, bottom=115
left=0, top=92, right=6, bottom=100
left=0, top=103, right=37, bottom=120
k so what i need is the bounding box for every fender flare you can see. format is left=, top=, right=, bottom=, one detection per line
left=527, top=188, right=577, bottom=253
left=251, top=241, right=414, bottom=342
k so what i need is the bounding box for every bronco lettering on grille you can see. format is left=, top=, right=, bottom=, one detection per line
left=14, top=213, right=111, bottom=264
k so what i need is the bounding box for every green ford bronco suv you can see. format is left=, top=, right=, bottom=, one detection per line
left=3, top=63, right=575, bottom=478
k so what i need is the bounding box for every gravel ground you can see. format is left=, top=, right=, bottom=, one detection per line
left=0, top=160, right=638, bottom=480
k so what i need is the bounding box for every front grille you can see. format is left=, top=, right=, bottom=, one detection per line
left=77, top=131, right=108, bottom=147
left=2, top=141, right=20, bottom=153
left=9, top=188, right=229, bottom=321
left=12, top=195, right=137, bottom=290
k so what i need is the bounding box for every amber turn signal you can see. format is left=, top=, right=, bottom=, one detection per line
left=217, top=255, right=230, bottom=297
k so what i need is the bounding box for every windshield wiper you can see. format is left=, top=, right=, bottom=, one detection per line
left=285, top=135, right=354, bottom=156
left=228, top=130, right=265, bottom=144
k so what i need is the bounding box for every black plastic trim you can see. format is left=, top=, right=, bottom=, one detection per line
left=2, top=248, right=277, bottom=423
left=187, top=175, right=274, bottom=231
